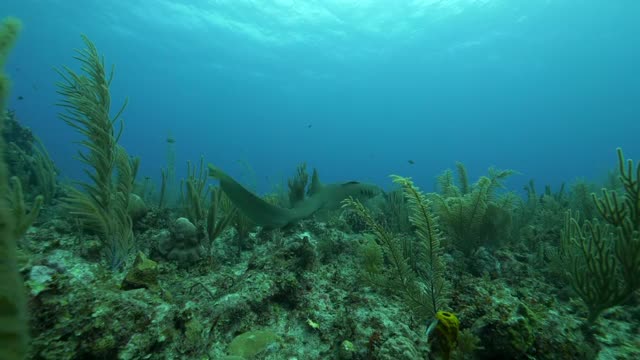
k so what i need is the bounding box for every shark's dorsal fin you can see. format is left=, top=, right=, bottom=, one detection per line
left=307, top=168, right=323, bottom=196
left=342, top=181, right=360, bottom=185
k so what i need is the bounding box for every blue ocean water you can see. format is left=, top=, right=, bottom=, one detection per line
left=2, top=0, right=639, bottom=194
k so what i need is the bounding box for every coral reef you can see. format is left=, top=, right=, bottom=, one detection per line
left=5, top=140, right=637, bottom=359
left=14, top=185, right=640, bottom=359
left=2, top=26, right=639, bottom=360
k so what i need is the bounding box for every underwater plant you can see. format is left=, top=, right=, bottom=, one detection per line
left=287, top=162, right=309, bottom=207
left=569, top=179, right=599, bottom=222
left=28, top=136, right=57, bottom=203
left=0, top=16, right=30, bottom=360
left=7, top=176, right=43, bottom=240
left=180, top=156, right=210, bottom=224
left=205, top=186, right=237, bottom=258
left=344, top=175, right=450, bottom=321
left=433, top=163, right=516, bottom=254
left=159, top=167, right=168, bottom=208
left=381, top=187, right=411, bottom=234
left=56, top=35, right=137, bottom=270
left=562, top=148, right=640, bottom=326
left=5, top=121, right=57, bottom=205
left=162, top=130, right=177, bottom=207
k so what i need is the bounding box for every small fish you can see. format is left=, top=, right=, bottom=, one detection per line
left=166, top=137, right=176, bottom=144
left=408, top=160, right=415, bottom=165
left=17, top=96, right=24, bottom=100
left=307, top=124, right=312, bottom=128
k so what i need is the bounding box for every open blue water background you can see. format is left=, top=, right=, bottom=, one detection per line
left=2, top=0, right=639, bottom=194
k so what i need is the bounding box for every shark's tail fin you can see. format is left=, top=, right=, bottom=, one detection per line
left=208, top=164, right=225, bottom=179
left=208, top=163, right=294, bottom=228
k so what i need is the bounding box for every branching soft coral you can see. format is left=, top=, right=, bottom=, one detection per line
left=56, top=35, right=136, bottom=270
left=562, top=148, right=640, bottom=326
left=343, top=175, right=449, bottom=320
left=433, top=163, right=516, bottom=254
left=0, top=16, right=30, bottom=360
